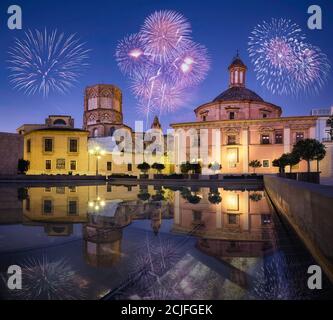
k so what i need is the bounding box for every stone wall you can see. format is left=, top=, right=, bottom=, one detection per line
left=0, top=133, right=23, bottom=175
left=321, top=142, right=333, bottom=182
left=264, top=175, right=333, bottom=282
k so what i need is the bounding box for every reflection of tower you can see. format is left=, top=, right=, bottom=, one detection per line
left=83, top=84, right=123, bottom=138
left=83, top=223, right=123, bottom=268
left=83, top=202, right=131, bottom=268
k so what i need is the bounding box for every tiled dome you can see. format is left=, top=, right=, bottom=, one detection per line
left=213, top=86, right=264, bottom=102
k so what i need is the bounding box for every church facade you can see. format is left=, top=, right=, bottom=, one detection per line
left=171, top=55, right=332, bottom=177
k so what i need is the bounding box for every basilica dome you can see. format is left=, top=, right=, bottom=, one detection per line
left=194, top=53, right=282, bottom=121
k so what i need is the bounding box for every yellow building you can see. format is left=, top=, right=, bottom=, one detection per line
left=18, top=84, right=172, bottom=176
left=22, top=115, right=89, bottom=175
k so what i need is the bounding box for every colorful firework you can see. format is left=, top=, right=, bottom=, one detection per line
left=115, top=33, right=149, bottom=76
left=8, top=29, right=90, bottom=97
left=116, top=10, right=210, bottom=119
left=248, top=18, right=330, bottom=95
left=293, top=43, right=331, bottom=94
left=170, top=41, right=210, bottom=87
left=140, top=10, right=191, bottom=63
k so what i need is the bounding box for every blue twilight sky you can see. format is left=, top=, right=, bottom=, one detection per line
left=0, top=0, right=333, bottom=133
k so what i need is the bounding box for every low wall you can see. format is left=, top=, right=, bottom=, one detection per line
left=264, top=175, right=333, bottom=282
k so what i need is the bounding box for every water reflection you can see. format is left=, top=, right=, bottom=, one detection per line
left=0, top=184, right=332, bottom=300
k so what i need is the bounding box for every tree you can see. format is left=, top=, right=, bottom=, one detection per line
left=208, top=162, right=222, bottom=174
left=292, top=139, right=326, bottom=173
left=137, top=162, right=150, bottom=174
left=208, top=191, right=222, bottom=204
left=180, top=161, right=191, bottom=174
left=151, top=163, right=165, bottom=174
left=17, top=159, right=29, bottom=174
left=137, top=191, right=150, bottom=202
left=314, top=146, right=326, bottom=172
left=272, top=154, right=292, bottom=173
left=249, top=160, right=262, bottom=174
left=186, top=194, right=201, bottom=204
left=249, top=193, right=262, bottom=202
left=190, top=162, right=202, bottom=174
left=180, top=187, right=191, bottom=200
left=272, top=159, right=281, bottom=173
left=152, top=189, right=165, bottom=202
left=284, top=152, right=300, bottom=172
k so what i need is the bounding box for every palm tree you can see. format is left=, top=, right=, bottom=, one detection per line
left=292, top=139, right=326, bottom=173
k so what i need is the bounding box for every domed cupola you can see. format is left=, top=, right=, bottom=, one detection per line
left=228, top=51, right=247, bottom=88
left=213, top=52, right=264, bottom=103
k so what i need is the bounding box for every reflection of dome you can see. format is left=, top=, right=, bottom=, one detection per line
left=51, top=226, right=66, bottom=234
left=213, top=87, right=264, bottom=103
left=44, top=224, right=73, bottom=236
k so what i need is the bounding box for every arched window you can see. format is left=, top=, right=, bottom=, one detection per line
left=53, top=119, right=67, bottom=126
left=93, top=128, right=99, bottom=137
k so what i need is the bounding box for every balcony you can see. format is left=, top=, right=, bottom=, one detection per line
left=322, top=138, right=333, bottom=143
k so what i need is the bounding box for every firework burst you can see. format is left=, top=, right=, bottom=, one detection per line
left=248, top=18, right=330, bottom=95
left=116, top=10, right=210, bottom=119
left=115, top=33, right=150, bottom=76
left=293, top=43, right=331, bottom=94
left=170, top=41, right=210, bottom=87
left=5, top=257, right=87, bottom=300
left=140, top=10, right=191, bottom=63
left=8, top=29, right=90, bottom=97
left=251, top=253, right=310, bottom=300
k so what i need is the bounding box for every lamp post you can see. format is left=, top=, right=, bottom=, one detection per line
left=89, top=146, right=105, bottom=176
left=88, top=197, right=106, bottom=212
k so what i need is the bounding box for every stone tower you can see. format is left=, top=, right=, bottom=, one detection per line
left=83, top=84, right=123, bottom=137
left=151, top=116, right=162, bottom=130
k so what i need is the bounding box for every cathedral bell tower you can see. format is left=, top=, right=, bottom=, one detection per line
left=83, top=84, right=124, bottom=137
left=228, top=52, right=247, bottom=88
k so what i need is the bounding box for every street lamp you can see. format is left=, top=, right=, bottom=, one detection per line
left=89, top=146, right=106, bottom=176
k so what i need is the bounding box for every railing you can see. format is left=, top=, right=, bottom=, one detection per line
left=277, top=172, right=320, bottom=184
left=322, top=138, right=333, bottom=143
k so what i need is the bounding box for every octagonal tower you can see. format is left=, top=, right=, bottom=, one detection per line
left=83, top=84, right=123, bottom=137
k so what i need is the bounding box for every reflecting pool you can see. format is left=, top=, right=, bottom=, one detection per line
left=0, top=183, right=332, bottom=300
